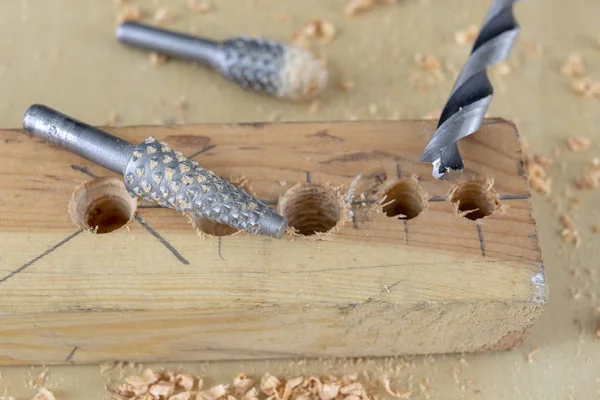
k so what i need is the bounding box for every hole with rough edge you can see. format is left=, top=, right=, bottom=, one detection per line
left=192, top=217, right=239, bottom=237
left=69, top=177, right=136, bottom=234
left=450, top=181, right=498, bottom=221
left=279, top=184, right=343, bottom=236
left=379, top=179, right=427, bottom=220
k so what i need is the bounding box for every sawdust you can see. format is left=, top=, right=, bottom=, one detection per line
left=414, top=53, right=442, bottom=74
left=523, top=147, right=553, bottom=196
left=117, top=4, right=142, bottom=23
left=574, top=158, right=600, bottom=189
left=187, top=0, right=212, bottom=14
left=31, top=388, right=56, bottom=400
left=454, top=25, right=479, bottom=45
left=560, top=214, right=581, bottom=248
left=570, top=78, right=600, bottom=98
left=152, top=7, right=175, bottom=25
left=150, top=52, right=168, bottom=66
left=344, top=0, right=396, bottom=17
left=566, top=137, right=591, bottom=152
left=300, top=20, right=337, bottom=43
left=561, top=54, right=585, bottom=77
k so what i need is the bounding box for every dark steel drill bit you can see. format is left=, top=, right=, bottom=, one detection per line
left=116, top=22, right=328, bottom=101
left=22, top=104, right=288, bottom=238
left=420, top=0, right=521, bottom=180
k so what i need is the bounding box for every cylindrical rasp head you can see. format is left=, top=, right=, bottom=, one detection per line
left=420, top=0, right=522, bottom=180
left=124, top=137, right=287, bottom=238
left=218, top=37, right=328, bottom=101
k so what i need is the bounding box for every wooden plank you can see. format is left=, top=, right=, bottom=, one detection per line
left=0, top=119, right=546, bottom=365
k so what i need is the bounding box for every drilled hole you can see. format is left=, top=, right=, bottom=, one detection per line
left=379, top=179, right=427, bottom=220
left=279, top=184, right=343, bottom=236
left=69, top=177, right=136, bottom=234
left=450, top=181, right=498, bottom=220
left=192, top=217, right=239, bottom=237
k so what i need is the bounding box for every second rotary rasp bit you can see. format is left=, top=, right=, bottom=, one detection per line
left=22, top=104, right=288, bottom=238
left=420, top=0, right=521, bottom=180
left=116, top=22, right=328, bottom=101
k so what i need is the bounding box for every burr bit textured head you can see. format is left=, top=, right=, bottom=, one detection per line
left=124, top=137, right=288, bottom=238
left=219, top=37, right=328, bottom=101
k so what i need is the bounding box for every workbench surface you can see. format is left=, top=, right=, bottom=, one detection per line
left=0, top=0, right=598, bottom=399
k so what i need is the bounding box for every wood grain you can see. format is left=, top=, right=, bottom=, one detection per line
left=0, top=119, right=546, bottom=365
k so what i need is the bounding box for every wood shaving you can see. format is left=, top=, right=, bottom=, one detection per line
left=31, top=388, right=56, bottom=400
left=240, top=388, right=259, bottom=400
left=187, top=0, right=212, bottom=14
left=302, top=20, right=337, bottom=43
left=149, top=381, right=175, bottom=398
left=574, top=158, right=600, bottom=189
left=117, top=4, right=142, bottom=23
left=414, top=53, right=441, bottom=73
left=381, top=376, right=411, bottom=399
left=344, top=0, right=396, bottom=17
left=336, top=74, right=354, bottom=92
left=570, top=78, right=600, bottom=98
left=291, top=33, right=311, bottom=50
left=260, top=374, right=281, bottom=396
left=153, top=8, right=174, bottom=25
left=494, top=62, right=512, bottom=75
left=561, top=54, right=585, bottom=77
left=233, top=374, right=255, bottom=395
left=198, top=384, right=228, bottom=400
left=308, top=100, right=321, bottom=114
left=524, top=151, right=553, bottom=195
left=108, top=111, right=119, bottom=127
left=454, top=25, right=479, bottom=45
left=526, top=347, right=540, bottom=363
left=150, top=52, right=168, bottom=66
left=566, top=137, right=591, bottom=152
left=176, top=374, right=195, bottom=391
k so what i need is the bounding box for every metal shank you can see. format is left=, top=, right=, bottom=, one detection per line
left=22, top=104, right=134, bottom=174
left=117, top=22, right=222, bottom=68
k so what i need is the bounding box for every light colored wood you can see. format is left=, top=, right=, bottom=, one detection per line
left=0, top=119, right=546, bottom=365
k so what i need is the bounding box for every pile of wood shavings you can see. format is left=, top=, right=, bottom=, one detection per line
left=108, top=371, right=372, bottom=400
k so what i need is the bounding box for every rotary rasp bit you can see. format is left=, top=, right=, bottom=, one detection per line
left=22, top=104, right=288, bottom=238
left=116, top=22, right=328, bottom=101
left=420, top=0, right=521, bottom=180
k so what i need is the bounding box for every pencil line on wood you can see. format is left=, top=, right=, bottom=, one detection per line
left=476, top=224, right=486, bottom=257
left=500, top=194, right=530, bottom=200
left=0, top=229, right=83, bottom=285
left=403, top=220, right=409, bottom=244
left=188, top=144, right=217, bottom=160
left=138, top=204, right=164, bottom=209
left=71, top=165, right=98, bottom=178
left=306, top=171, right=312, bottom=184
left=218, top=237, right=225, bottom=261
left=65, top=346, right=79, bottom=363
left=428, top=196, right=446, bottom=202
left=135, top=215, right=189, bottom=265
left=396, top=163, right=402, bottom=179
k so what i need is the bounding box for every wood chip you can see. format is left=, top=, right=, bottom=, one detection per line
left=169, top=393, right=193, bottom=400
left=187, top=0, right=212, bottom=14
left=381, top=376, right=411, bottom=399
left=571, top=78, right=600, bottom=98
left=302, top=20, right=337, bottom=43
left=150, top=52, right=168, bottom=66
left=233, top=374, right=254, bottom=395
left=344, top=0, right=396, bottom=17
left=198, top=384, right=228, bottom=400
left=153, top=8, right=174, bottom=25
left=566, top=137, right=591, bottom=152
left=414, top=53, right=441, bottom=72
left=149, top=381, right=175, bottom=398
left=260, top=374, right=281, bottom=396
left=117, top=4, right=142, bottom=23
left=575, top=158, right=600, bottom=189
left=524, top=152, right=553, bottom=195
left=454, top=25, right=479, bottom=45
left=31, top=388, right=56, bottom=400
left=176, top=374, right=195, bottom=391
left=561, top=54, right=585, bottom=77
left=240, top=388, right=259, bottom=400
left=336, top=74, right=354, bottom=92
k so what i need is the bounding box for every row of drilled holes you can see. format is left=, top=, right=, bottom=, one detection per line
left=69, top=178, right=497, bottom=236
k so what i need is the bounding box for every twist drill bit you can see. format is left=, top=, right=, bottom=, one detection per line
left=22, top=104, right=288, bottom=238
left=420, top=0, right=521, bottom=180
left=116, top=22, right=328, bottom=101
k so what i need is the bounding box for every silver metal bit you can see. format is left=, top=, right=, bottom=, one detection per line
left=116, top=22, right=328, bottom=101
left=420, top=0, right=521, bottom=180
left=22, top=104, right=288, bottom=238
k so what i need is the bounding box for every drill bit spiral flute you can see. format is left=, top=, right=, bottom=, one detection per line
left=22, top=105, right=288, bottom=238
left=420, top=0, right=521, bottom=179
left=116, top=22, right=328, bottom=101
